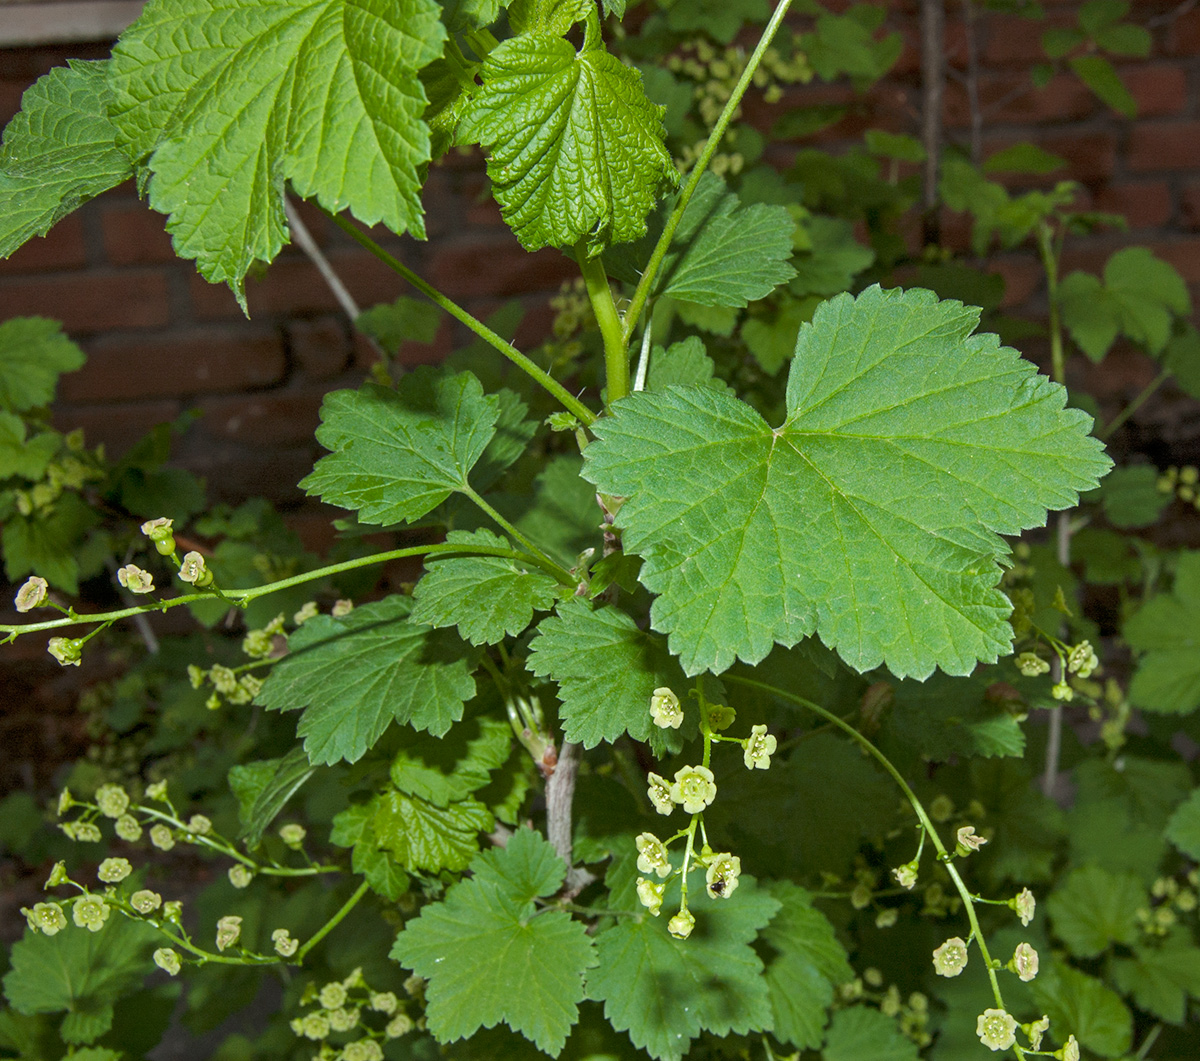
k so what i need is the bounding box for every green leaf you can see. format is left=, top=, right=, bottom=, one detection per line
left=789, top=216, right=874, bottom=297
left=645, top=336, right=729, bottom=393
left=1045, top=865, right=1146, bottom=958
left=864, top=130, right=925, bottom=163
left=802, top=11, right=903, bottom=84
left=1103, top=248, right=1192, bottom=353
left=411, top=529, right=561, bottom=645
left=391, top=828, right=597, bottom=1055
left=885, top=672, right=1025, bottom=761
left=0, top=61, right=133, bottom=260
left=1164, top=787, right=1200, bottom=860
left=664, top=0, right=769, bottom=45
left=741, top=296, right=818, bottom=376
left=1112, top=934, right=1200, bottom=1024
left=1029, top=962, right=1132, bottom=1058
left=2, top=491, right=99, bottom=593
left=0, top=317, right=86, bottom=413
left=651, top=173, right=796, bottom=308
left=472, top=388, right=539, bottom=492
left=1069, top=55, right=1136, bottom=116
left=241, top=746, right=316, bottom=847
left=583, top=286, right=1110, bottom=679
left=3, top=919, right=157, bottom=1044
left=982, top=143, right=1068, bottom=175
left=586, top=877, right=779, bottom=1061
left=822, top=1006, right=918, bottom=1061
left=228, top=758, right=280, bottom=831
left=356, top=296, right=442, bottom=354
left=331, top=800, right=410, bottom=899
left=1094, top=21, right=1151, bottom=57
left=389, top=707, right=512, bottom=806
left=1125, top=551, right=1200, bottom=714
left=457, top=34, right=676, bottom=254
left=1079, top=0, right=1127, bottom=34
left=0, top=414, right=60, bottom=480
left=1042, top=26, right=1085, bottom=58
left=109, top=0, right=443, bottom=301
left=301, top=370, right=499, bottom=524
left=373, top=789, right=493, bottom=873
left=256, top=594, right=478, bottom=764
left=1097, top=464, right=1170, bottom=528
left=527, top=598, right=697, bottom=748
left=510, top=454, right=601, bottom=564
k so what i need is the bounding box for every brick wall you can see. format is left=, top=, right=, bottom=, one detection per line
left=1, top=0, right=1199, bottom=509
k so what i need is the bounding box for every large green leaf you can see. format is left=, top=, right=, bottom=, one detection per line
left=884, top=672, right=1025, bottom=761
left=1045, top=865, right=1145, bottom=958
left=586, top=877, right=779, bottom=1061
left=389, top=707, right=512, bottom=806
left=1030, top=962, right=1132, bottom=1058
left=108, top=0, right=443, bottom=301
left=1112, top=934, right=1200, bottom=1025
left=1165, top=787, right=1200, bottom=861
left=237, top=746, right=317, bottom=847
left=391, top=828, right=597, bottom=1055
left=373, top=789, right=493, bottom=872
left=0, top=61, right=133, bottom=260
left=0, top=413, right=60, bottom=480
left=457, top=33, right=676, bottom=253
left=1125, top=551, right=1200, bottom=714
left=584, top=286, right=1110, bottom=678
left=0, top=318, right=86, bottom=414
left=256, top=595, right=478, bottom=764
left=822, top=1007, right=918, bottom=1061
left=301, top=370, right=499, bottom=524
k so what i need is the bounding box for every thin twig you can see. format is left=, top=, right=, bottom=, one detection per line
left=920, top=0, right=946, bottom=243
left=546, top=739, right=593, bottom=894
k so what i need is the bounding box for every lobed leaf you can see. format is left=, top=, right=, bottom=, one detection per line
left=0, top=318, right=86, bottom=414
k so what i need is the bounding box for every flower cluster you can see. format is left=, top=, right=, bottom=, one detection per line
left=289, top=968, right=422, bottom=1059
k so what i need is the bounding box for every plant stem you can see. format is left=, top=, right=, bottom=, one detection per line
left=1099, top=368, right=1170, bottom=441
left=1036, top=222, right=1065, bottom=387
left=462, top=487, right=576, bottom=584
left=296, top=880, right=371, bottom=962
left=324, top=209, right=597, bottom=426
left=621, top=0, right=795, bottom=345
left=577, top=247, right=630, bottom=404
left=1, top=541, right=553, bottom=639
left=920, top=0, right=946, bottom=243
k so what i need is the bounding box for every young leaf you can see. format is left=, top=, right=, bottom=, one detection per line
left=373, top=789, right=493, bottom=873
left=1165, top=787, right=1200, bottom=861
left=0, top=414, right=60, bottom=481
left=1124, top=551, right=1200, bottom=714
left=1045, top=865, right=1146, bottom=958
left=585, top=877, right=779, bottom=1061
left=389, top=708, right=512, bottom=807
left=646, top=336, right=730, bottom=393
left=239, top=746, right=317, bottom=847
left=256, top=595, right=479, bottom=764
left=301, top=370, right=499, bottom=524
left=1069, top=54, right=1136, bottom=116
left=822, top=1007, right=918, bottom=1061
left=0, top=61, right=133, bottom=260
left=108, top=0, right=445, bottom=301
left=1029, top=962, right=1132, bottom=1058
left=391, top=828, right=597, bottom=1055
left=885, top=672, right=1025, bottom=761
left=457, top=34, right=676, bottom=254
left=0, top=318, right=86, bottom=413
left=1097, top=465, right=1170, bottom=528
left=411, top=529, right=561, bottom=645
left=1111, top=935, right=1200, bottom=1024
left=584, top=285, right=1111, bottom=679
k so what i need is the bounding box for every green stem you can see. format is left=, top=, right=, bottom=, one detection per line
left=2, top=542, right=550, bottom=638
left=621, top=0, right=795, bottom=345
left=1099, top=368, right=1170, bottom=440
left=577, top=245, right=629, bottom=404
left=462, top=487, right=576, bottom=584
left=1036, top=221, right=1065, bottom=387
left=325, top=209, right=597, bottom=427
left=296, top=880, right=371, bottom=962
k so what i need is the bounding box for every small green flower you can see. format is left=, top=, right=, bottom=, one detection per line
left=163, top=900, right=183, bottom=923
left=635, top=832, right=672, bottom=879
left=56, top=788, right=73, bottom=816
left=48, top=637, right=82, bottom=667
left=209, top=666, right=238, bottom=695
left=976, top=1008, right=1017, bottom=1052
left=319, top=981, right=348, bottom=1010
left=14, top=576, right=48, bottom=612
left=242, top=628, right=275, bottom=659
left=1051, top=680, right=1074, bottom=702
left=1010, top=942, right=1039, bottom=982
left=1067, top=640, right=1098, bottom=678
left=146, top=780, right=168, bottom=802
left=932, top=937, right=969, bottom=978
left=1011, top=887, right=1036, bottom=926
left=742, top=724, right=777, bottom=770
left=369, top=991, right=398, bottom=1014
left=705, top=702, right=735, bottom=732
left=1061, top=1033, right=1080, bottom=1061
left=385, top=1014, right=415, bottom=1039
left=141, top=518, right=175, bottom=551
left=115, top=814, right=142, bottom=842
left=327, top=1007, right=359, bottom=1032
left=215, top=914, right=242, bottom=951
left=22, top=902, right=67, bottom=935
left=71, top=821, right=103, bottom=843
left=1026, top=1015, right=1050, bottom=1051
left=298, top=1011, right=330, bottom=1040
left=45, top=860, right=69, bottom=888
left=342, top=1041, right=383, bottom=1061
left=228, top=864, right=254, bottom=889
left=636, top=877, right=665, bottom=916
left=704, top=852, right=741, bottom=899
left=153, top=947, right=182, bottom=975
left=646, top=772, right=674, bottom=816
left=73, top=894, right=111, bottom=932
left=955, top=825, right=987, bottom=856
left=130, top=889, right=162, bottom=914
left=1015, top=651, right=1050, bottom=677
left=332, top=599, right=354, bottom=617
left=272, top=928, right=299, bottom=957
left=187, top=664, right=206, bottom=688
left=95, top=783, right=130, bottom=819
left=669, top=765, right=717, bottom=814
left=667, top=909, right=695, bottom=939
left=150, top=824, right=175, bottom=851
left=178, top=550, right=213, bottom=586
left=293, top=601, right=319, bottom=625
left=97, top=857, right=132, bottom=883
left=187, top=814, right=213, bottom=836
left=875, top=908, right=898, bottom=928
left=279, top=823, right=307, bottom=847
left=116, top=564, right=155, bottom=594
left=649, top=687, right=683, bottom=730
left=403, top=974, right=425, bottom=997
left=892, top=860, right=918, bottom=890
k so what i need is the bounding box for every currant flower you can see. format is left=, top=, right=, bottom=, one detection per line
left=97, top=857, right=132, bottom=883
left=45, top=860, right=69, bottom=888
left=636, top=877, right=665, bottom=916
left=342, top=1041, right=383, bottom=1061
left=705, top=702, right=735, bottom=731
left=976, top=1008, right=1017, bottom=1052
left=14, top=576, right=48, bottom=612
left=116, top=564, right=154, bottom=594
left=141, top=517, right=176, bottom=555
left=294, top=601, right=319, bottom=626
left=955, top=825, right=987, bottom=856
left=932, top=937, right=969, bottom=977
left=667, top=908, right=695, bottom=939
left=1011, top=887, right=1036, bottom=926
left=669, top=765, right=717, bottom=814
left=649, top=687, right=683, bottom=730
left=385, top=1014, right=415, bottom=1038
left=187, top=814, right=213, bottom=835
left=319, top=981, right=348, bottom=1009
left=705, top=853, right=741, bottom=899
left=1015, top=651, right=1050, bottom=677
left=743, top=724, right=777, bottom=770
left=1061, top=1034, right=1080, bottom=1061
left=215, top=914, right=242, bottom=951
left=369, top=991, right=398, bottom=1015
left=635, top=832, right=672, bottom=878
left=146, top=779, right=169, bottom=802
left=228, top=864, right=253, bottom=889
left=1010, top=942, right=1039, bottom=982
left=56, top=788, right=73, bottom=816
left=893, top=860, right=919, bottom=890
left=94, top=783, right=130, bottom=819
left=153, top=947, right=182, bottom=975
left=67, top=821, right=102, bottom=842
left=73, top=894, right=111, bottom=932
left=150, top=823, right=175, bottom=851
left=1051, top=680, right=1074, bottom=702
left=272, top=928, right=299, bottom=957
left=1027, top=1015, right=1050, bottom=1051
left=48, top=637, right=82, bottom=667
left=115, top=814, right=142, bottom=842
left=279, top=823, right=307, bottom=847
left=403, top=974, right=425, bottom=997
left=327, top=1007, right=359, bottom=1032
left=130, top=889, right=162, bottom=914
left=332, top=599, right=354, bottom=618
left=647, top=772, right=674, bottom=815
left=178, top=551, right=213, bottom=587
left=1067, top=640, right=1099, bottom=678
left=297, top=1012, right=330, bottom=1040
left=22, top=902, right=67, bottom=935
left=162, top=900, right=183, bottom=923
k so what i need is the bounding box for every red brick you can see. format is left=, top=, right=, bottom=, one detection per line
left=198, top=388, right=329, bottom=447
left=991, top=255, right=1042, bottom=309
left=0, top=271, right=171, bottom=332
left=1092, top=180, right=1172, bottom=229
left=101, top=202, right=176, bottom=265
left=287, top=316, right=352, bottom=379
left=1182, top=181, right=1200, bottom=230
left=0, top=213, right=86, bottom=274
left=984, top=14, right=1074, bottom=64
left=1167, top=8, right=1200, bottom=55
left=1127, top=121, right=1200, bottom=172
left=1121, top=64, right=1188, bottom=118
left=1151, top=239, right=1200, bottom=285
left=53, top=399, right=182, bottom=457
left=428, top=237, right=576, bottom=300
left=981, top=131, right=1116, bottom=183
left=62, top=328, right=285, bottom=402
left=979, top=74, right=1095, bottom=125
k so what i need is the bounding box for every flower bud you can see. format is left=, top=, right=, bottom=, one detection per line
left=667, top=909, right=695, bottom=939
left=45, top=861, right=69, bottom=888
left=48, top=637, right=82, bottom=667
left=146, top=780, right=169, bottom=802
